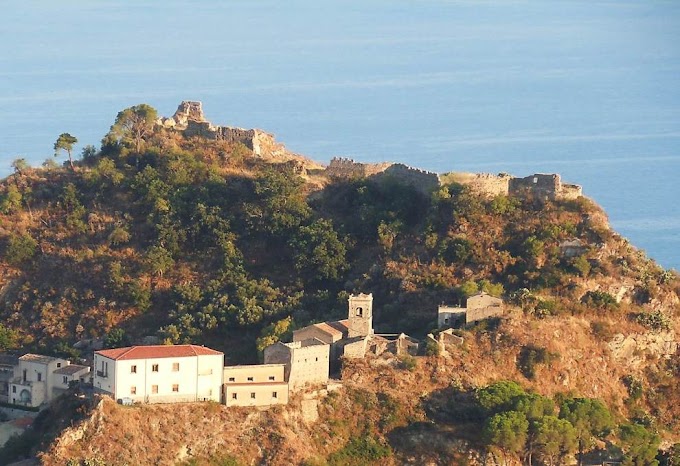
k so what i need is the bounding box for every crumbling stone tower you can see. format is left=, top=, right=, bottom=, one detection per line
left=347, top=293, right=373, bottom=338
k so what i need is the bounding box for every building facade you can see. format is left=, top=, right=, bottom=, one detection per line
left=93, top=345, right=223, bottom=404
left=222, top=364, right=288, bottom=407
left=263, top=339, right=330, bottom=390
left=9, top=354, right=70, bottom=407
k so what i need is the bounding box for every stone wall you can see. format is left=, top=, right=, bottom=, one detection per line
left=444, top=172, right=511, bottom=197
left=158, top=101, right=288, bottom=158
left=324, top=157, right=392, bottom=179
left=325, top=158, right=440, bottom=194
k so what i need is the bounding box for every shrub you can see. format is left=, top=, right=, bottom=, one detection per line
left=518, top=345, right=558, bottom=379
left=399, top=355, right=417, bottom=372
left=635, top=310, right=671, bottom=331
left=590, top=321, right=615, bottom=340
left=581, top=290, right=618, bottom=311
left=4, top=232, right=38, bottom=266
left=328, top=435, right=391, bottom=465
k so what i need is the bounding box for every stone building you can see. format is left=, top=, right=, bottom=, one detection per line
left=263, top=339, right=330, bottom=391
left=222, top=364, right=288, bottom=407
left=292, top=293, right=375, bottom=366
left=437, top=292, right=505, bottom=327
left=466, top=292, right=504, bottom=324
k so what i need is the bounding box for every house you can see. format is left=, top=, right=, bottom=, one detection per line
left=9, top=354, right=70, bottom=407
left=263, top=339, right=330, bottom=391
left=93, top=345, right=223, bottom=404
left=222, top=364, right=288, bottom=407
left=438, top=292, right=504, bottom=328
left=0, top=354, right=19, bottom=403
left=437, top=305, right=466, bottom=328
left=466, top=292, right=504, bottom=324
left=52, top=364, right=91, bottom=397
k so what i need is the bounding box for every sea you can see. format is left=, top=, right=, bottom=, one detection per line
left=1, top=0, right=679, bottom=269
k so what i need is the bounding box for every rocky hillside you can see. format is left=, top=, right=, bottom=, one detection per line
left=0, top=102, right=678, bottom=464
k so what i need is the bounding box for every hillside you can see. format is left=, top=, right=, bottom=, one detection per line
left=0, top=102, right=679, bottom=464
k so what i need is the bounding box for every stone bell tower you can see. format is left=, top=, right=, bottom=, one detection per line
left=347, top=293, right=373, bottom=338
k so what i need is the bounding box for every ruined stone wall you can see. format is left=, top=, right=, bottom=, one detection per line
left=325, top=157, right=391, bottom=179
left=466, top=306, right=504, bottom=325
left=509, top=174, right=561, bottom=199
left=446, top=172, right=511, bottom=197
left=378, top=164, right=441, bottom=193
left=561, top=183, right=583, bottom=200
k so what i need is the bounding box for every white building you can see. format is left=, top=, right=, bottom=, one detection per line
left=9, top=354, right=70, bottom=407
left=93, top=345, right=223, bottom=404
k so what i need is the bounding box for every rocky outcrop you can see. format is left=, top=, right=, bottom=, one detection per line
left=608, top=331, right=677, bottom=369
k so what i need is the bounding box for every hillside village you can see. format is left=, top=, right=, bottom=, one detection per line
left=1, top=292, right=466, bottom=411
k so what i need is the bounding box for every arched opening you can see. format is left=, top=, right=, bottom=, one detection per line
left=356, top=307, right=363, bottom=317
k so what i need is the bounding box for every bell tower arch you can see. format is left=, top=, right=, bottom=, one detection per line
left=347, top=293, right=373, bottom=338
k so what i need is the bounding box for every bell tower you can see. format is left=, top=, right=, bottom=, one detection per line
left=347, top=293, right=373, bottom=338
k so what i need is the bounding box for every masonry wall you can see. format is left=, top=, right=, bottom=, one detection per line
left=224, top=382, right=288, bottom=407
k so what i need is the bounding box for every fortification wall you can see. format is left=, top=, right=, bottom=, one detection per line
left=380, top=163, right=440, bottom=193
left=325, top=157, right=392, bottom=179
left=445, top=172, right=511, bottom=197
left=561, top=183, right=583, bottom=200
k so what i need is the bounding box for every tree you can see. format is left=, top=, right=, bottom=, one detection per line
left=619, top=423, right=660, bottom=466
left=288, top=219, right=348, bottom=281
left=11, top=158, right=29, bottom=176
left=0, top=324, right=19, bottom=350
left=0, top=185, right=23, bottom=214
left=4, top=232, right=38, bottom=266
left=107, top=104, right=158, bottom=153
left=256, top=316, right=293, bottom=355
left=145, top=245, right=174, bottom=279
left=476, top=380, right=526, bottom=414
left=559, top=397, right=615, bottom=466
left=534, top=416, right=577, bottom=466
left=484, top=411, right=529, bottom=465
left=54, top=132, right=78, bottom=170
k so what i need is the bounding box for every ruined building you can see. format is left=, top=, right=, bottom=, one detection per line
left=157, top=101, right=289, bottom=159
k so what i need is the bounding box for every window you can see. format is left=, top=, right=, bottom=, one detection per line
left=131, top=365, right=137, bottom=374
left=152, top=364, right=159, bottom=372
left=268, top=376, right=275, bottom=381
left=172, top=384, right=179, bottom=392
left=56, top=363, right=61, bottom=368
left=228, top=377, right=235, bottom=382
left=37, top=372, right=42, bottom=382
left=533, top=177, right=538, bottom=184
left=130, top=386, right=136, bottom=395
left=12, top=386, right=16, bottom=393
left=172, top=363, right=179, bottom=372
left=232, top=393, right=237, bottom=400
left=356, top=307, right=363, bottom=317
left=272, top=392, right=278, bottom=398
left=315, top=357, right=318, bottom=362
left=152, top=385, right=158, bottom=394
left=250, top=392, right=256, bottom=399
left=63, top=376, right=68, bottom=384
left=247, top=377, right=254, bottom=381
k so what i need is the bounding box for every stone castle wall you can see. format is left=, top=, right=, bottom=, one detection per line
left=159, top=101, right=286, bottom=158
left=446, top=172, right=511, bottom=197
left=325, top=158, right=439, bottom=194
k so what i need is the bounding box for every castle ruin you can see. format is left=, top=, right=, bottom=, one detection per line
left=157, top=101, right=289, bottom=158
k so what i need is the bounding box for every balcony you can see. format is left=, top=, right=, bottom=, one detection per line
left=96, top=370, right=108, bottom=378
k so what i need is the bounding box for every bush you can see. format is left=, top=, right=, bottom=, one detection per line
left=328, top=435, right=391, bottom=465
left=518, top=345, right=558, bottom=379
left=4, top=232, right=38, bottom=266
left=581, top=290, right=618, bottom=311
left=399, top=355, right=417, bottom=371
left=590, top=321, right=615, bottom=340
left=635, top=310, right=671, bottom=331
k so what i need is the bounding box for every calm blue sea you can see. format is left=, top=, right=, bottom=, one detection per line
left=1, top=1, right=679, bottom=269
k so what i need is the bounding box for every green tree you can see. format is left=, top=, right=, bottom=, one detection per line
left=476, top=380, right=526, bottom=414
left=534, top=415, right=577, bottom=466
left=619, top=423, right=660, bottom=466
left=256, top=316, right=293, bottom=355
left=54, top=132, right=78, bottom=170
left=145, top=245, right=175, bottom=279
left=103, top=328, right=128, bottom=349
left=484, top=411, right=529, bottom=465
left=559, top=397, right=615, bottom=466
left=107, top=104, right=158, bottom=153
left=288, top=219, right=348, bottom=281
left=0, top=185, right=23, bottom=214
left=0, top=323, right=19, bottom=350
left=4, top=232, right=38, bottom=266
left=11, top=158, right=29, bottom=176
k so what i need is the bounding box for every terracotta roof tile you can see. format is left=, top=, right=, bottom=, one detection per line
left=96, top=345, right=223, bottom=361
left=53, top=364, right=90, bottom=375
left=313, top=322, right=343, bottom=338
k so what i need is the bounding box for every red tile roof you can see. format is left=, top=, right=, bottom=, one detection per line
left=313, top=322, right=344, bottom=338
left=96, top=345, right=223, bottom=361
